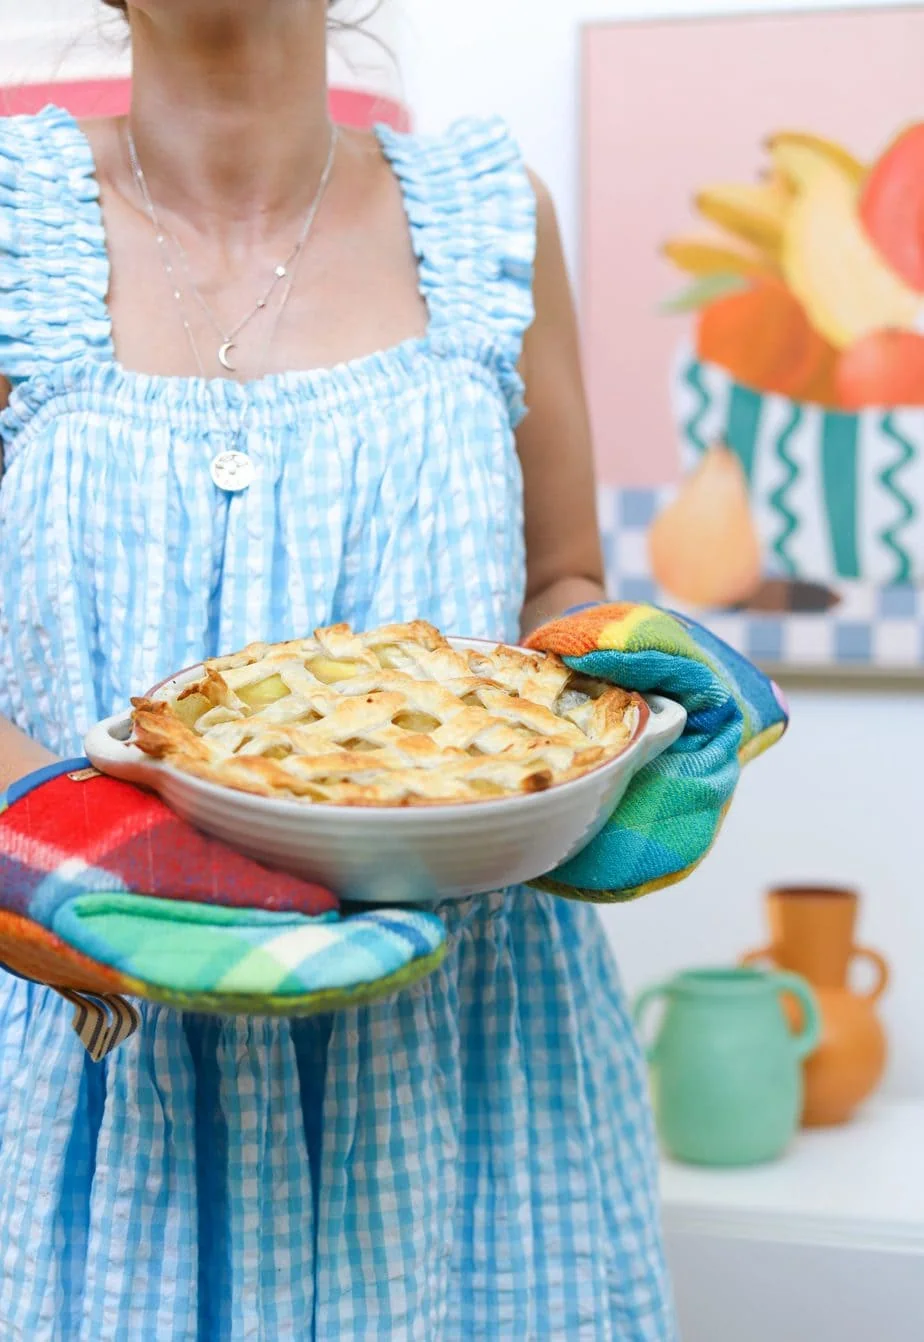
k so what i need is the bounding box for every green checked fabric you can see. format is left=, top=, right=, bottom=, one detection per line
left=52, top=894, right=448, bottom=1014
left=0, top=757, right=449, bottom=1054
left=525, top=603, right=788, bottom=902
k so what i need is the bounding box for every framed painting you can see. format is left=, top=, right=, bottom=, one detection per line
left=582, top=5, right=924, bottom=678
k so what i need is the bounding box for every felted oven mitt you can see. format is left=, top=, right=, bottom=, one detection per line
left=0, top=759, right=447, bottom=1059
left=524, top=603, right=789, bottom=902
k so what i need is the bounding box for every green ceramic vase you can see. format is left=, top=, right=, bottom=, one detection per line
left=634, top=967, right=821, bottom=1167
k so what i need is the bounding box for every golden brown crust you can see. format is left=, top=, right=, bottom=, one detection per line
left=131, top=622, right=646, bottom=807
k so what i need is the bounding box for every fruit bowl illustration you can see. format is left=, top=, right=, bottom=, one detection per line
left=657, top=127, right=924, bottom=607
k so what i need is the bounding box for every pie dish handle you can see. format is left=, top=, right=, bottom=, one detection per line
left=641, top=695, right=687, bottom=758
left=84, top=710, right=161, bottom=788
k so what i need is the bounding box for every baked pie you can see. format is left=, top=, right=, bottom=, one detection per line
left=131, top=621, right=645, bottom=807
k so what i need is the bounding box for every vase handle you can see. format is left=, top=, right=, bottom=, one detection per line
left=741, top=945, right=775, bottom=969
left=773, top=972, right=821, bottom=1061
left=632, top=983, right=670, bottom=1063
left=850, top=946, right=890, bottom=1003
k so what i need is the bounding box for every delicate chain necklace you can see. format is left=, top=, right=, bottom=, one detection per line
left=126, top=123, right=338, bottom=373
left=125, top=123, right=338, bottom=494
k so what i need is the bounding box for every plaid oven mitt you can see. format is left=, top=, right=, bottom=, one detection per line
left=0, top=760, right=447, bottom=1060
left=524, top=603, right=789, bottom=901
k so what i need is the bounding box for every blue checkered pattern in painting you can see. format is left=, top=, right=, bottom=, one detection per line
left=599, top=486, right=924, bottom=675
left=0, top=109, right=677, bottom=1339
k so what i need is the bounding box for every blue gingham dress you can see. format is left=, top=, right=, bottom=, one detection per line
left=0, top=107, right=675, bottom=1341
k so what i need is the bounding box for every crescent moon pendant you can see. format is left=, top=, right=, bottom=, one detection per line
left=218, top=341, right=237, bottom=372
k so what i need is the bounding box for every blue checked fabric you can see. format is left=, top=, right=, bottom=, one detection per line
left=0, top=108, right=677, bottom=1339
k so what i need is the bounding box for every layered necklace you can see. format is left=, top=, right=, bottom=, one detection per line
left=127, top=122, right=339, bottom=377
left=125, top=122, right=339, bottom=493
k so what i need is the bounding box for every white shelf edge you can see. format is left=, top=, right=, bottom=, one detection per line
left=663, top=1205, right=924, bottom=1256
left=659, top=1099, right=924, bottom=1255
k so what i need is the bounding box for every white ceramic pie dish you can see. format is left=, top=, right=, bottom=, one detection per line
left=84, top=638, right=687, bottom=903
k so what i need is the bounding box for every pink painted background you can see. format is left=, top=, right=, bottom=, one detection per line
left=581, top=6, right=924, bottom=488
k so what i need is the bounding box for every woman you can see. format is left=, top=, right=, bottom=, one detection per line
left=0, top=1, right=675, bottom=1337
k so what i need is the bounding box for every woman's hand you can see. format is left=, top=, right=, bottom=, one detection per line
left=516, top=171, right=607, bottom=641
left=520, top=577, right=605, bottom=639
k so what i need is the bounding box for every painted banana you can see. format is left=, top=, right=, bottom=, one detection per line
left=777, top=145, right=921, bottom=349
left=695, top=179, right=789, bottom=255
left=767, top=131, right=865, bottom=188
left=661, top=236, right=775, bottom=280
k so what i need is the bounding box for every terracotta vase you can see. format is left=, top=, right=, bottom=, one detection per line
left=742, top=886, right=889, bottom=1127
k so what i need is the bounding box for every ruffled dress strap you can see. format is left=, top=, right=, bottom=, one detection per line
left=0, top=106, right=112, bottom=385
left=377, top=116, right=537, bottom=425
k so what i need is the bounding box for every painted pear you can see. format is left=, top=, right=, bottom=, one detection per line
left=649, top=445, right=762, bottom=608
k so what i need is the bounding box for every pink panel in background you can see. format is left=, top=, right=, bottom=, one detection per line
left=0, top=80, right=410, bottom=131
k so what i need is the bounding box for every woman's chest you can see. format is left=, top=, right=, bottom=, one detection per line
left=105, top=225, right=430, bottom=385
left=97, top=128, right=430, bottom=385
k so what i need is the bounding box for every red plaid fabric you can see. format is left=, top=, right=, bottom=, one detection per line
left=0, top=763, right=339, bottom=922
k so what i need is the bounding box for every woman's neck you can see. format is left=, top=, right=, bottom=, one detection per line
left=126, top=2, right=332, bottom=240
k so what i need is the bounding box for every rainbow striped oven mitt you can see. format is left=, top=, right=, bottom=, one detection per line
left=0, top=762, right=447, bottom=1059
left=524, top=603, right=788, bottom=901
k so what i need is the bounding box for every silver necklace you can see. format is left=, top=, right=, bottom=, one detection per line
left=127, top=124, right=338, bottom=373
left=196, top=223, right=316, bottom=492
left=127, top=124, right=337, bottom=494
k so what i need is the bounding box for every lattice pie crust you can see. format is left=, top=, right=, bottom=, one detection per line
left=131, top=622, right=644, bottom=806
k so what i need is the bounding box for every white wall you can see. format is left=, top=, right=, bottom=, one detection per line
left=398, top=0, right=924, bottom=1098
left=0, top=0, right=128, bottom=81
left=0, top=0, right=401, bottom=93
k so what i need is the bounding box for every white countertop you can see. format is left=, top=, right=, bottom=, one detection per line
left=660, top=1099, right=924, bottom=1253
